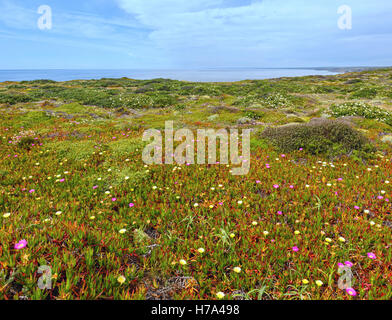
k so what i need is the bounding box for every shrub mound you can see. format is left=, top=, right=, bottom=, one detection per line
left=330, top=102, right=392, bottom=126
left=261, top=119, right=374, bottom=158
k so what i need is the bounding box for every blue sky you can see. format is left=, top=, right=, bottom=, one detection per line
left=0, top=0, right=391, bottom=69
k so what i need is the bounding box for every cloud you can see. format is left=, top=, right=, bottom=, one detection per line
left=116, top=0, right=392, bottom=67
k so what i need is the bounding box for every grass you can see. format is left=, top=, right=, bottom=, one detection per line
left=1, top=68, right=392, bottom=300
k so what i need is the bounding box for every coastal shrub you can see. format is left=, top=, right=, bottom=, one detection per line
left=0, top=93, right=34, bottom=104
left=330, top=102, right=392, bottom=125
left=234, top=93, right=293, bottom=109
left=350, top=87, right=378, bottom=99
left=261, top=119, right=374, bottom=158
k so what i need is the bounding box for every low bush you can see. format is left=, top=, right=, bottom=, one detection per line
left=330, top=102, right=392, bottom=125
left=261, top=119, right=374, bottom=158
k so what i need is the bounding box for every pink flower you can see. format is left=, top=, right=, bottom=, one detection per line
left=273, top=184, right=279, bottom=189
left=112, top=198, right=117, bottom=202
left=14, top=239, right=27, bottom=250
left=338, top=178, right=343, bottom=181
left=129, top=203, right=134, bottom=207
left=29, top=189, right=35, bottom=193
left=345, top=261, right=353, bottom=267
left=289, top=185, right=294, bottom=189
left=367, top=252, right=376, bottom=260
left=59, top=179, right=65, bottom=182
left=377, top=196, right=384, bottom=200
left=354, top=206, right=360, bottom=210
left=256, top=180, right=261, bottom=184
left=277, top=211, right=283, bottom=215
left=338, top=262, right=345, bottom=268
left=299, top=148, right=303, bottom=151
left=93, top=186, right=98, bottom=189
left=292, top=246, right=299, bottom=252
left=346, top=288, right=357, bottom=296
left=281, top=154, right=286, bottom=158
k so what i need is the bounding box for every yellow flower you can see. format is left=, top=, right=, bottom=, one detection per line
left=229, top=233, right=235, bottom=238
left=3, top=213, right=11, bottom=218
left=263, top=231, right=269, bottom=236
left=216, top=292, right=225, bottom=299
left=179, top=259, right=187, bottom=266
left=89, top=216, right=96, bottom=220
left=233, top=267, right=241, bottom=273
left=294, top=230, right=300, bottom=235
left=338, top=237, right=346, bottom=243
left=197, top=248, right=205, bottom=254
left=117, top=275, right=126, bottom=284
left=325, top=237, right=332, bottom=243
left=302, top=279, right=309, bottom=285
left=315, top=280, right=323, bottom=287
left=119, top=229, right=127, bottom=234
left=252, top=221, right=258, bottom=226
left=55, top=211, right=62, bottom=216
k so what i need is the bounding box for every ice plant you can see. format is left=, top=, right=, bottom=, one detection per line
left=14, top=239, right=27, bottom=250
left=367, top=252, right=376, bottom=259
left=233, top=267, right=241, bottom=273
left=117, top=275, right=126, bottom=284
left=292, top=246, right=299, bottom=252
left=346, top=288, right=357, bottom=296
left=179, top=259, right=187, bottom=266
left=315, top=280, right=323, bottom=287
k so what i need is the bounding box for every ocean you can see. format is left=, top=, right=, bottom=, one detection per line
left=0, top=68, right=340, bottom=83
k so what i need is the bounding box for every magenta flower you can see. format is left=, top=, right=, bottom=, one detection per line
left=277, top=211, right=283, bottom=215
left=346, top=288, right=357, bottom=296
left=14, top=239, right=27, bottom=250
left=367, top=252, right=376, bottom=260
left=377, top=196, right=384, bottom=200
left=354, top=206, right=360, bottom=210
left=345, top=261, right=353, bottom=267
left=112, top=198, right=117, bottom=202
left=292, top=246, right=299, bottom=252
left=299, top=148, right=303, bottom=151
left=129, top=203, right=134, bottom=207
left=273, top=184, right=279, bottom=189
left=338, top=262, right=345, bottom=268
left=93, top=185, right=98, bottom=189
left=289, top=185, right=294, bottom=189
left=256, top=180, right=261, bottom=184
left=59, top=178, right=65, bottom=182
left=29, top=189, right=35, bottom=193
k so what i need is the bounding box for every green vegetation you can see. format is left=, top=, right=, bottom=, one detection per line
left=1, top=68, right=392, bottom=300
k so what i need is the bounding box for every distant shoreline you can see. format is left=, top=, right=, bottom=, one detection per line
left=0, top=66, right=390, bottom=83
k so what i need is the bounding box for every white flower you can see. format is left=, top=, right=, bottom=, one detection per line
left=197, top=248, right=205, bottom=253
left=216, top=292, right=225, bottom=299
left=233, top=267, right=241, bottom=273
left=179, top=259, right=187, bottom=265
left=119, top=229, right=127, bottom=234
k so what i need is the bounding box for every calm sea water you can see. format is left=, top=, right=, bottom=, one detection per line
left=0, top=68, right=339, bottom=83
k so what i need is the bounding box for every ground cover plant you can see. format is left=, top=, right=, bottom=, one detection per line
left=1, top=68, right=392, bottom=300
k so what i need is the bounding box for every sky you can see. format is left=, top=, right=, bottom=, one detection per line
left=0, top=0, right=391, bottom=69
